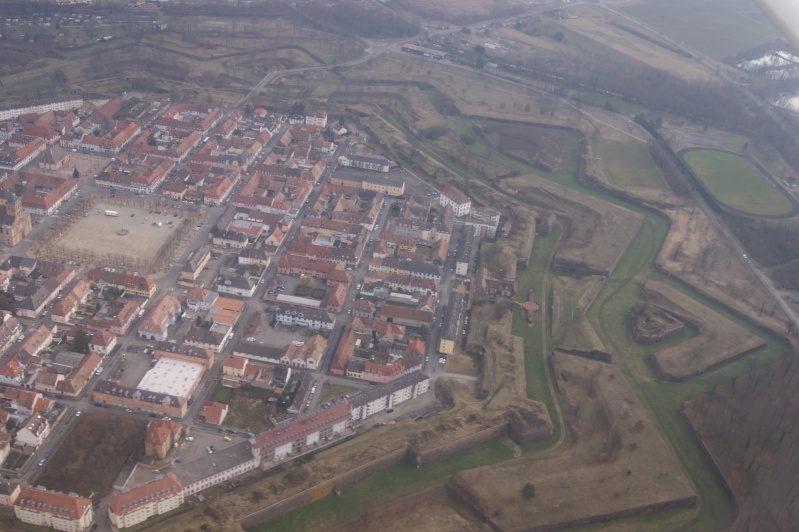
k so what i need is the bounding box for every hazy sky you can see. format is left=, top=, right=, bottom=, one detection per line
left=755, top=0, right=799, bottom=50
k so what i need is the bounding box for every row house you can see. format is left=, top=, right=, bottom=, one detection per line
left=85, top=269, right=157, bottom=298
left=329, top=170, right=405, bottom=197
left=127, top=130, right=201, bottom=162
left=275, top=305, right=336, bottom=331
left=93, top=380, right=187, bottom=418
left=19, top=173, right=77, bottom=215
left=95, top=157, right=174, bottom=194
left=108, top=474, right=184, bottom=529
left=369, top=257, right=442, bottom=282
left=277, top=255, right=351, bottom=286
left=86, top=299, right=140, bottom=336
left=183, top=325, right=231, bottom=354
left=79, top=120, right=141, bottom=153
left=50, top=278, right=92, bottom=325
left=0, top=96, right=83, bottom=122
left=0, top=138, right=47, bottom=171
left=179, top=247, right=211, bottom=283
left=154, top=104, right=222, bottom=134
left=153, top=342, right=214, bottom=369
left=14, top=487, right=93, bottom=531
left=177, top=441, right=259, bottom=496
left=337, top=153, right=390, bottom=173
left=251, top=403, right=351, bottom=462
left=56, top=353, right=101, bottom=398
left=349, top=372, right=430, bottom=421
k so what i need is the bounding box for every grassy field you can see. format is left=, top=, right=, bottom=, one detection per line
left=622, top=0, right=781, bottom=60
left=685, top=150, right=793, bottom=215
left=210, top=385, right=234, bottom=403
left=320, top=384, right=358, bottom=404
left=255, top=439, right=514, bottom=531
left=593, top=138, right=666, bottom=189
left=224, top=387, right=274, bottom=433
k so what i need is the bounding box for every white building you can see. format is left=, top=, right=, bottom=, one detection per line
left=305, top=111, right=328, bottom=128
left=0, top=97, right=83, bottom=121
left=107, top=474, right=184, bottom=529
left=348, top=372, right=430, bottom=421
left=16, top=414, right=50, bottom=448
left=14, top=486, right=93, bottom=532
left=251, top=403, right=351, bottom=462
left=439, top=184, right=472, bottom=217
left=176, top=442, right=260, bottom=496
left=275, top=305, right=336, bottom=331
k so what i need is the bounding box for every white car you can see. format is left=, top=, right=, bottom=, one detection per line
left=185, top=437, right=194, bottom=442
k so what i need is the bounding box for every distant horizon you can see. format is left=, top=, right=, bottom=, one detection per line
left=755, top=0, right=799, bottom=50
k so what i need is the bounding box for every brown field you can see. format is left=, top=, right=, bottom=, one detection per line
left=562, top=6, right=716, bottom=82
left=642, top=280, right=766, bottom=380
left=35, top=412, right=147, bottom=499
left=449, top=353, right=696, bottom=531
left=503, top=174, right=645, bottom=276
left=332, top=486, right=489, bottom=532
left=684, top=354, right=799, bottom=531
left=445, top=353, right=478, bottom=376
left=477, top=122, right=568, bottom=172
left=658, top=206, right=792, bottom=336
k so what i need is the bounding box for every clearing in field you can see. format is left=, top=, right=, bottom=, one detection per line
left=684, top=150, right=793, bottom=216
left=475, top=122, right=567, bottom=173
left=593, top=139, right=666, bottom=189
left=642, top=280, right=766, bottom=381
left=35, top=411, right=147, bottom=498
left=449, top=353, right=696, bottom=531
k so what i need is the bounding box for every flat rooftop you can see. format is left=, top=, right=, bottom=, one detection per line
left=137, top=357, right=205, bottom=399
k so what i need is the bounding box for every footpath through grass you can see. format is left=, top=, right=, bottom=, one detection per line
left=254, top=439, right=513, bottom=532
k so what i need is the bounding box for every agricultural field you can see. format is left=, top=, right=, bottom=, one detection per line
left=684, top=355, right=799, bottom=531
left=561, top=6, right=718, bottom=82
left=35, top=412, right=147, bottom=499
left=684, top=149, right=794, bottom=216
left=593, top=139, right=666, bottom=189
left=642, top=280, right=766, bottom=380
left=622, top=0, right=781, bottom=60
left=449, top=353, right=696, bottom=531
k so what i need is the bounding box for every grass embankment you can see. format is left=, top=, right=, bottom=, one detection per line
left=684, top=150, right=792, bottom=216
left=254, top=439, right=513, bottom=531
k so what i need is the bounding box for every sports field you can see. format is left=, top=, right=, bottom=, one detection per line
left=684, top=150, right=792, bottom=215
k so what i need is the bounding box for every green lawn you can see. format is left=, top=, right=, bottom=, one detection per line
left=320, top=384, right=359, bottom=404
left=210, top=385, right=234, bottom=403
left=593, top=138, right=666, bottom=189
left=685, top=150, right=792, bottom=215
left=254, top=439, right=513, bottom=531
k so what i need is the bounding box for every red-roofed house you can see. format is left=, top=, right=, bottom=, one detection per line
left=200, top=401, right=228, bottom=426
left=144, top=419, right=184, bottom=460
left=14, top=487, right=93, bottom=530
